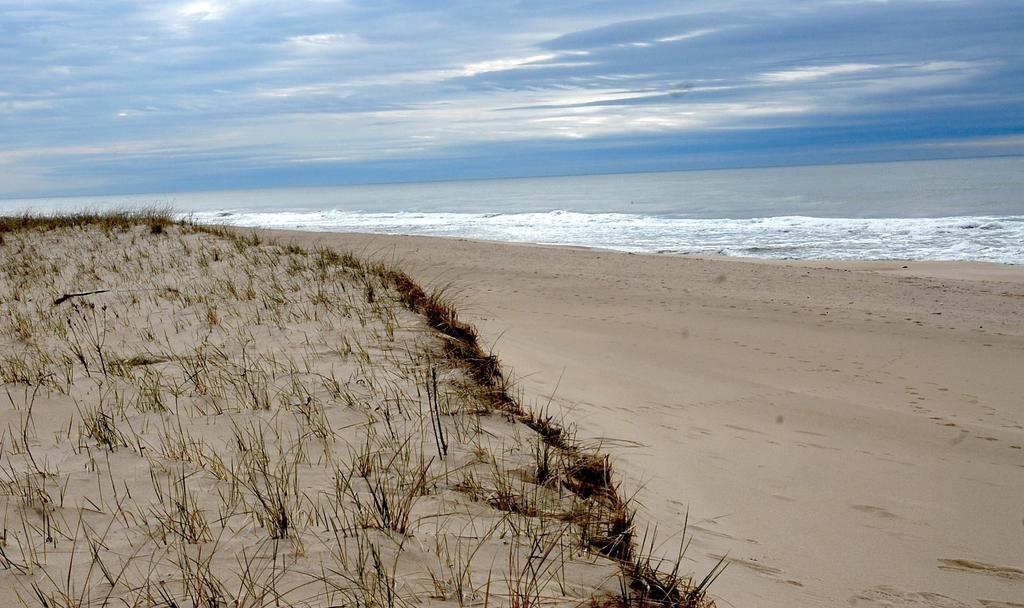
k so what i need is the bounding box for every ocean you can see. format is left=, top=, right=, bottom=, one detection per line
left=3, top=156, right=1023, bottom=264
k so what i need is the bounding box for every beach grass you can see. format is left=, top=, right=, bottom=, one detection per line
left=0, top=210, right=719, bottom=607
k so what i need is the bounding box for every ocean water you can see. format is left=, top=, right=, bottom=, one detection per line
left=3, top=157, right=1023, bottom=264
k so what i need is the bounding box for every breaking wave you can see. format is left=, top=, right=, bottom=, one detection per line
left=185, top=209, right=1024, bottom=264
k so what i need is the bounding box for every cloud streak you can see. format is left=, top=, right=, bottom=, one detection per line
left=0, top=0, right=1021, bottom=197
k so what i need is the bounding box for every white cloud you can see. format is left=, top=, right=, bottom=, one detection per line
left=460, top=54, right=559, bottom=77
left=285, top=32, right=371, bottom=54
left=655, top=28, right=721, bottom=43
left=760, top=63, right=882, bottom=83
left=0, top=100, right=54, bottom=114
left=289, top=33, right=348, bottom=46
left=178, top=1, right=227, bottom=21
left=912, top=60, right=992, bottom=73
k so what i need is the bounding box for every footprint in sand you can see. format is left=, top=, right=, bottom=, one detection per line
left=724, top=423, right=765, bottom=435
left=794, top=429, right=826, bottom=437
left=795, top=441, right=840, bottom=451
left=711, top=554, right=796, bottom=585
left=850, top=585, right=970, bottom=607
left=937, top=558, right=1024, bottom=581
left=977, top=601, right=1024, bottom=608
left=851, top=504, right=899, bottom=519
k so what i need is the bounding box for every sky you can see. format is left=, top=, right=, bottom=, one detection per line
left=1, top=0, right=1022, bottom=198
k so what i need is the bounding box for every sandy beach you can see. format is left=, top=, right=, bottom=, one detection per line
left=6, top=0, right=1023, bottom=604
left=264, top=229, right=1024, bottom=608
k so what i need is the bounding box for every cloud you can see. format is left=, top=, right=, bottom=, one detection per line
left=0, top=0, right=1021, bottom=198
left=460, top=54, right=561, bottom=77
left=178, top=1, right=228, bottom=22
left=760, top=63, right=883, bottom=83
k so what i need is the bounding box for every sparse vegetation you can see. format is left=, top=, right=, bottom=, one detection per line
left=0, top=210, right=720, bottom=607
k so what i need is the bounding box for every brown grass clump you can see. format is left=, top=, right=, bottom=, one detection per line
left=0, top=206, right=173, bottom=235
left=0, top=212, right=721, bottom=608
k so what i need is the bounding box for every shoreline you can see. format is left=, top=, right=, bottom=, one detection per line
left=193, top=221, right=1024, bottom=266
left=257, top=228, right=1024, bottom=607
left=252, top=227, right=1024, bottom=280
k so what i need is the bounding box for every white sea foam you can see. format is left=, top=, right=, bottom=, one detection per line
left=185, top=209, right=1024, bottom=264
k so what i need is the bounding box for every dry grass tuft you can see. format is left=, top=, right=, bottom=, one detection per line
left=0, top=207, right=173, bottom=235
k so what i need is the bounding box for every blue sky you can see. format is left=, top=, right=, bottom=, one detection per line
left=1, top=0, right=1022, bottom=198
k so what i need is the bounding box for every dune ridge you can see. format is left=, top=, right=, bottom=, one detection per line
left=0, top=213, right=719, bottom=607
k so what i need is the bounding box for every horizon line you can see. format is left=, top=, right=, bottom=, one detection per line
left=2, top=152, right=1022, bottom=203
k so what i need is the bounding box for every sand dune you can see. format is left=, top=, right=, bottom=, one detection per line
left=264, top=230, right=1024, bottom=608
left=5, top=219, right=708, bottom=607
